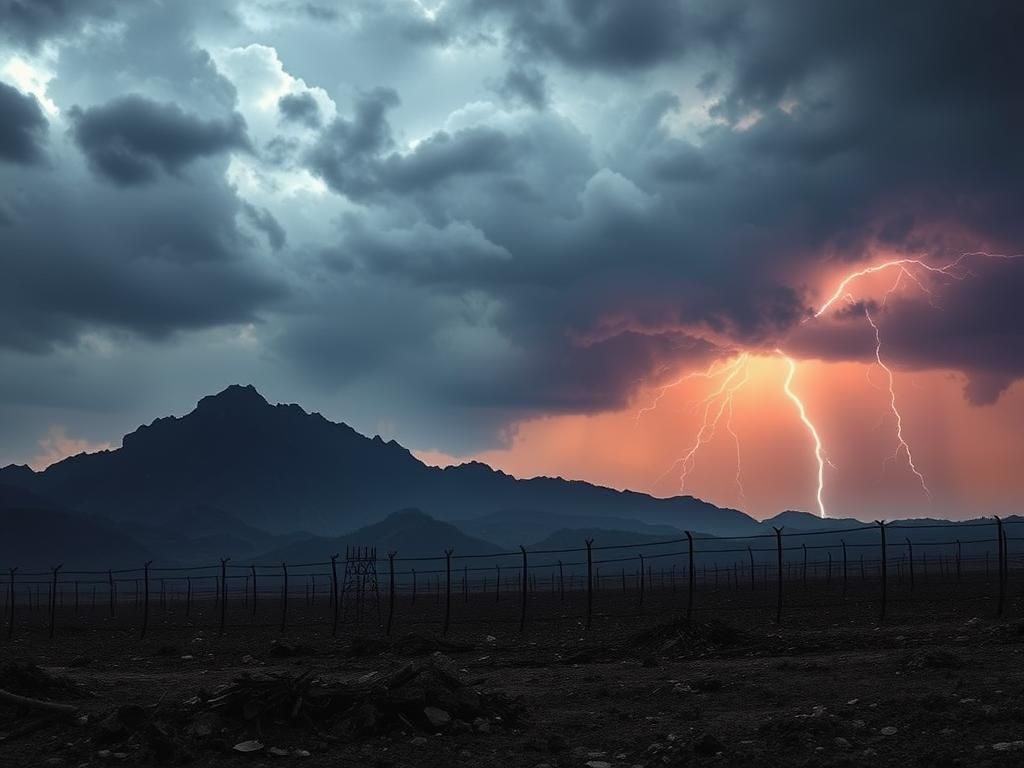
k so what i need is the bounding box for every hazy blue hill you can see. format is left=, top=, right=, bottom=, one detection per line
left=254, top=508, right=506, bottom=564
left=454, top=509, right=682, bottom=549
left=0, top=484, right=151, bottom=569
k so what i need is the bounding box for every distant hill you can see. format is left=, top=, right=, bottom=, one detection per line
left=0, top=484, right=151, bottom=569
left=255, top=508, right=506, bottom=564
left=0, top=384, right=760, bottom=538
left=454, top=509, right=682, bottom=549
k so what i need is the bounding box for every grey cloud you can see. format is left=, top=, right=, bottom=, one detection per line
left=493, top=65, right=548, bottom=110
left=278, top=91, right=321, bottom=128
left=242, top=202, right=287, bottom=252
left=0, top=82, right=48, bottom=164
left=69, top=96, right=250, bottom=185
left=0, top=0, right=113, bottom=50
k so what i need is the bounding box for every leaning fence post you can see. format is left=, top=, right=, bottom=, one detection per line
left=7, top=568, right=16, bottom=638
left=686, top=531, right=696, bottom=621
left=280, top=563, right=288, bottom=633
left=877, top=521, right=887, bottom=622
left=995, top=517, right=1006, bottom=618
left=519, top=546, right=528, bottom=632
left=386, top=552, right=396, bottom=636
left=905, top=538, right=914, bottom=591
left=443, top=549, right=453, bottom=636
left=773, top=527, right=783, bottom=624
left=48, top=564, right=62, bottom=639
left=140, top=561, right=153, bottom=640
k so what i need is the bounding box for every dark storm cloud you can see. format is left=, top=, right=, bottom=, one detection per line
left=277, top=91, right=321, bottom=128
left=786, top=258, right=1024, bottom=405
left=68, top=96, right=250, bottom=185
left=0, top=0, right=113, bottom=50
left=493, top=65, right=548, bottom=110
left=458, top=0, right=726, bottom=72
left=291, top=0, right=1024, bottom=417
left=0, top=82, right=48, bottom=164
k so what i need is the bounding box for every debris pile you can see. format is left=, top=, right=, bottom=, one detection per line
left=80, top=653, right=524, bottom=760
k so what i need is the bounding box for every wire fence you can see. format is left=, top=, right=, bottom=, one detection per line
left=2, top=518, right=1021, bottom=641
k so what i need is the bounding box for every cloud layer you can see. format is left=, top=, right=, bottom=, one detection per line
left=1, top=0, right=1022, bottom=495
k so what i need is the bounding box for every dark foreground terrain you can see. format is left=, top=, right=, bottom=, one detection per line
left=3, top=577, right=1024, bottom=767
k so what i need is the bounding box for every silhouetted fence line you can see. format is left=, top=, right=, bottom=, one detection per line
left=2, top=519, right=1022, bottom=640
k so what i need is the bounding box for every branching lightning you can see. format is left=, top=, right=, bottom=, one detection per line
left=861, top=303, right=931, bottom=499
left=779, top=352, right=828, bottom=518
left=638, top=251, right=1021, bottom=519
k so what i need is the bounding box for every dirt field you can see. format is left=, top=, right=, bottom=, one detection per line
left=3, top=575, right=1024, bottom=767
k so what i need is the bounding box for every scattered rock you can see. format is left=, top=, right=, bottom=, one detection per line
left=424, top=706, right=452, bottom=728
left=880, top=726, right=898, bottom=736
left=232, top=739, right=264, bottom=753
left=410, top=736, right=428, bottom=746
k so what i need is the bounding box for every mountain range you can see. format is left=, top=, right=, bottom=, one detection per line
left=0, top=385, right=1013, bottom=569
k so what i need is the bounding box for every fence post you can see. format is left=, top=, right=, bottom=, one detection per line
left=185, top=576, right=192, bottom=617
left=218, top=558, right=230, bottom=635
left=638, top=554, right=645, bottom=606
left=905, top=538, right=914, bottom=591
left=463, top=564, right=469, bottom=604
left=827, top=553, right=832, bottom=584
left=443, top=549, right=453, bottom=636
left=386, top=552, right=396, bottom=636
left=956, top=540, right=961, bottom=580
left=773, top=527, right=783, bottom=624
left=877, top=521, right=887, bottom=623
left=558, top=560, right=565, bottom=602
left=747, top=546, right=755, bottom=591
left=801, top=543, right=807, bottom=585
left=280, top=563, right=288, bottom=633
left=108, top=570, right=115, bottom=617
left=842, top=540, right=848, bottom=598
left=7, top=568, right=15, bottom=638
left=995, top=517, right=1005, bottom=618
left=585, top=539, right=594, bottom=630
left=519, top=546, right=528, bottom=632
left=329, top=555, right=338, bottom=636
left=48, top=565, right=62, bottom=639
left=140, top=561, right=153, bottom=640
left=686, top=531, right=696, bottom=621
left=412, top=569, right=417, bottom=605
left=494, top=565, right=500, bottom=602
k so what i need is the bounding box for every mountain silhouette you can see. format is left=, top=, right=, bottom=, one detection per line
left=0, top=384, right=759, bottom=539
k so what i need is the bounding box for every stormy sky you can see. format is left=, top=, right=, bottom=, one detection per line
left=2, top=1, right=1022, bottom=519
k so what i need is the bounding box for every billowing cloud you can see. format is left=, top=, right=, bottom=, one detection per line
left=1, top=0, right=1023, bottom=512
left=69, top=95, right=250, bottom=185
left=0, top=81, right=48, bottom=163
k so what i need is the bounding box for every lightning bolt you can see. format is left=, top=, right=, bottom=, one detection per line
left=649, top=354, right=751, bottom=501
left=862, top=305, right=931, bottom=499
left=778, top=352, right=829, bottom=518
left=812, top=251, right=1022, bottom=319
left=639, top=251, right=1020, bottom=520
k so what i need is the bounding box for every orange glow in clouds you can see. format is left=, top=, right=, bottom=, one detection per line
left=418, top=253, right=1024, bottom=521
